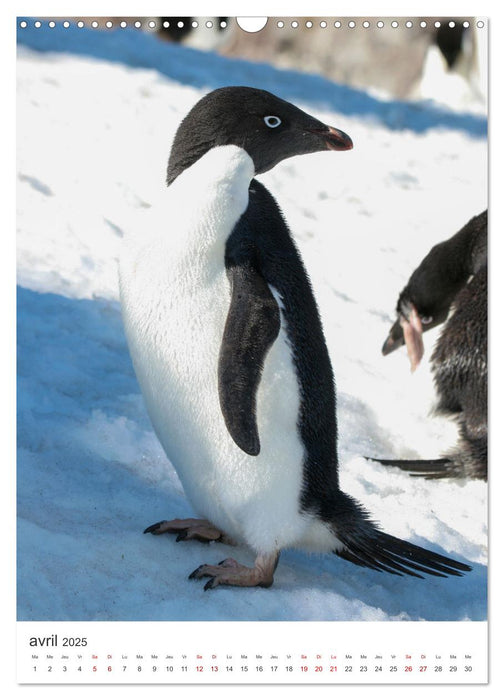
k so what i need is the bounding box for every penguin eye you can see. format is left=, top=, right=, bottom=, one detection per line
left=421, top=315, right=433, bottom=325
left=264, top=115, right=282, bottom=128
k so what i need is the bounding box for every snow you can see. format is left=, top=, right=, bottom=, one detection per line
left=17, top=23, right=487, bottom=622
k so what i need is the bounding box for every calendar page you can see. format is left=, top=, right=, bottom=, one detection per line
left=15, top=11, right=488, bottom=687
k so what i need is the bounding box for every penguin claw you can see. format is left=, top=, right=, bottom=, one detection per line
left=188, top=559, right=237, bottom=581
left=143, top=518, right=227, bottom=542
left=143, top=521, right=167, bottom=535
left=188, top=565, right=205, bottom=580
left=187, top=555, right=278, bottom=589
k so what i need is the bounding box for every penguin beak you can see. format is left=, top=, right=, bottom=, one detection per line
left=382, top=304, right=424, bottom=372
left=382, top=319, right=405, bottom=356
left=325, top=126, right=354, bottom=151
left=307, top=126, right=353, bottom=151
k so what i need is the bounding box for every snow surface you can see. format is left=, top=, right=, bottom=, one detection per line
left=17, top=24, right=487, bottom=622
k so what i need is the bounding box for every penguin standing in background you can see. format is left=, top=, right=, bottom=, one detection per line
left=120, top=86, right=470, bottom=590
left=379, top=210, right=487, bottom=479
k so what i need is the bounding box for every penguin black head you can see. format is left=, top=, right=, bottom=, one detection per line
left=382, top=210, right=488, bottom=367
left=381, top=285, right=452, bottom=358
left=381, top=245, right=467, bottom=367
left=167, top=86, right=353, bottom=185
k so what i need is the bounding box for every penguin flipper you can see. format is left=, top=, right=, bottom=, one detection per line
left=218, top=263, right=281, bottom=456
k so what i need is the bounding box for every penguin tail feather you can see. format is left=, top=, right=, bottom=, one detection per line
left=330, top=502, right=471, bottom=579
left=364, top=456, right=459, bottom=479
left=335, top=528, right=471, bottom=578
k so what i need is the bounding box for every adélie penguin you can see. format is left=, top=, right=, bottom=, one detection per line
left=119, top=86, right=470, bottom=589
left=375, top=210, right=487, bottom=479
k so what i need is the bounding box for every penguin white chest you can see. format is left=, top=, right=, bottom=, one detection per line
left=119, top=146, right=308, bottom=552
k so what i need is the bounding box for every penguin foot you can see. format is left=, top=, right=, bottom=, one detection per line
left=188, top=552, right=280, bottom=590
left=143, top=518, right=231, bottom=543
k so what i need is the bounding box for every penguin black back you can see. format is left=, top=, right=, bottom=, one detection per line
left=224, top=180, right=340, bottom=504
left=430, top=264, right=487, bottom=478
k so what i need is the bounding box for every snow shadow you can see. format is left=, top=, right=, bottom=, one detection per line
left=17, top=21, right=487, bottom=138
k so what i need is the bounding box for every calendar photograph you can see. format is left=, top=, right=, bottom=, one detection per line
left=16, top=14, right=488, bottom=683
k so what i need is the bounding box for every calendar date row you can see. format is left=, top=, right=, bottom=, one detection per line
left=32, top=663, right=474, bottom=674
